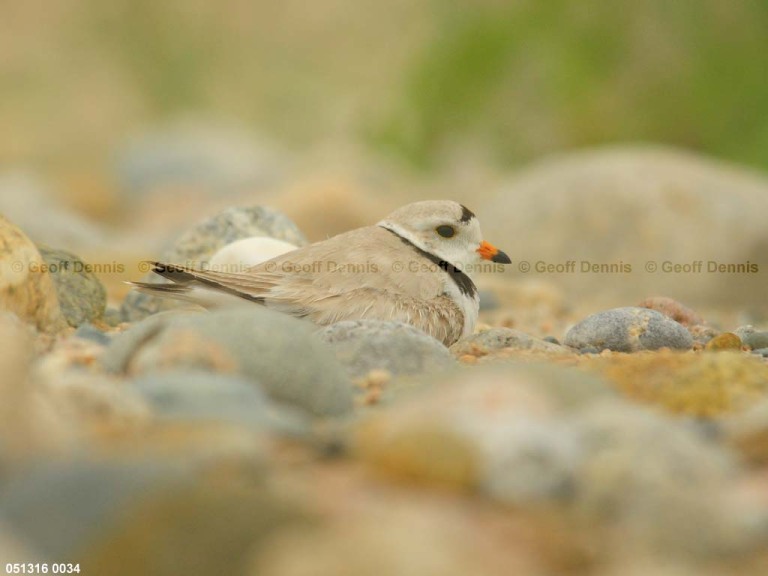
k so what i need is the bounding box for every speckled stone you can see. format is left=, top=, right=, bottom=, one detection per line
left=317, top=320, right=453, bottom=380
left=38, top=247, right=107, bottom=327
left=564, top=307, right=693, bottom=352
left=121, top=205, right=307, bottom=321
left=0, top=215, right=65, bottom=332
left=102, top=307, right=353, bottom=418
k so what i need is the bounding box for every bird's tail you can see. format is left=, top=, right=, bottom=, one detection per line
left=127, top=261, right=265, bottom=307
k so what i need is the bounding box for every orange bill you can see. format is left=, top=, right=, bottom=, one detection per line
left=477, top=241, right=511, bottom=264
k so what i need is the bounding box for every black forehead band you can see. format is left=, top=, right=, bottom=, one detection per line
left=459, top=205, right=475, bottom=223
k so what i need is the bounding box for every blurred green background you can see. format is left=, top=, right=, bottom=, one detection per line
left=2, top=0, right=768, bottom=174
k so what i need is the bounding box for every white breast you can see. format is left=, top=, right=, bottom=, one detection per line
left=439, top=273, right=479, bottom=338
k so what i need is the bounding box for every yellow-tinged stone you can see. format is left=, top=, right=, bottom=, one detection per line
left=704, top=332, right=742, bottom=351
left=0, top=215, right=65, bottom=332
left=580, top=350, right=768, bottom=417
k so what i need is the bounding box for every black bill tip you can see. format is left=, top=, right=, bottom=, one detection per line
left=492, top=250, right=511, bottom=264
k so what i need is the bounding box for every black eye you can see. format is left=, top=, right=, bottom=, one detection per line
left=436, top=225, right=456, bottom=238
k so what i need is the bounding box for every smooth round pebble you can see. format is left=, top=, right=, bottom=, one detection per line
left=739, top=329, right=768, bottom=351
left=102, top=307, right=353, bottom=418
left=317, top=320, right=454, bottom=380
left=564, top=307, right=693, bottom=352
left=704, top=332, right=742, bottom=351
left=132, top=370, right=308, bottom=436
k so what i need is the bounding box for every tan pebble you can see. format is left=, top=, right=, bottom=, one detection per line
left=0, top=215, right=66, bottom=332
left=459, top=355, right=478, bottom=364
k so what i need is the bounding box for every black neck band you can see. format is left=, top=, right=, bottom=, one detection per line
left=380, top=226, right=477, bottom=298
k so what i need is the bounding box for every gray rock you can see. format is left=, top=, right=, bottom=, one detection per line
left=564, top=307, right=693, bottom=352
left=121, top=205, right=307, bottom=321
left=102, top=308, right=353, bottom=417
left=164, top=205, right=307, bottom=265
left=482, top=147, right=768, bottom=310
left=450, top=328, right=570, bottom=356
left=734, top=325, right=756, bottom=340
left=132, top=370, right=309, bottom=435
left=734, top=326, right=768, bottom=350
left=317, top=320, right=453, bottom=380
left=38, top=247, right=106, bottom=327
left=751, top=348, right=768, bottom=357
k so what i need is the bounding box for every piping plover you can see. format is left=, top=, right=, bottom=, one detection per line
left=131, top=201, right=510, bottom=345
